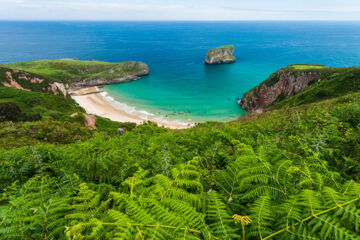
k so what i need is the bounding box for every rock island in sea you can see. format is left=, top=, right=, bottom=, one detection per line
left=205, top=45, right=236, bottom=65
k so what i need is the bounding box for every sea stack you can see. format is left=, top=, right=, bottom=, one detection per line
left=205, top=45, right=236, bottom=65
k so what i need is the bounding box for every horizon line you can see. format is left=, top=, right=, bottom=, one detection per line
left=1, top=19, right=360, bottom=22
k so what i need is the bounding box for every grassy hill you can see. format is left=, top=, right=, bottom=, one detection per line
left=1, top=59, right=148, bottom=83
left=1, top=59, right=149, bottom=90
left=0, top=64, right=360, bottom=239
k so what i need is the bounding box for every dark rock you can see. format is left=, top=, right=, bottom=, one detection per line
left=117, top=128, right=126, bottom=136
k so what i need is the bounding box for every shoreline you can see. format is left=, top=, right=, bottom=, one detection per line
left=71, top=87, right=196, bottom=130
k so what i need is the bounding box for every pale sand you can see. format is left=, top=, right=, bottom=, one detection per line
left=71, top=87, right=194, bottom=129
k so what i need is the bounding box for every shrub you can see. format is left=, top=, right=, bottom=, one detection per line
left=0, top=102, right=22, bottom=122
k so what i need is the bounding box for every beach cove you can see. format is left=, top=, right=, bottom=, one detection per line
left=71, top=87, right=195, bottom=129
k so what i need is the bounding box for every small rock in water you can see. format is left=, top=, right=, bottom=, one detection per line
left=117, top=128, right=126, bottom=136
left=205, top=45, right=236, bottom=65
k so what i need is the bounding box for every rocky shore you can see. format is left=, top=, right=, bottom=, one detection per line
left=239, top=65, right=327, bottom=113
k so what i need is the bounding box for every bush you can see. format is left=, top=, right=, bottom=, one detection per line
left=0, top=102, right=22, bottom=122
left=335, top=103, right=360, bottom=127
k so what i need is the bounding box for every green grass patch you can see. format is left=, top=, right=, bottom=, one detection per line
left=214, top=45, right=234, bottom=50
left=289, top=64, right=328, bottom=70
left=1, top=59, right=148, bottom=84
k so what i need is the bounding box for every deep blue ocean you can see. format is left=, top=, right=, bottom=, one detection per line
left=1, top=21, right=360, bottom=122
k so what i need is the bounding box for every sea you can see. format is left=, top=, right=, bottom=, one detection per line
left=1, top=21, right=360, bottom=122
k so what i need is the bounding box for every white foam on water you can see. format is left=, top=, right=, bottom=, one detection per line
left=99, top=89, right=195, bottom=127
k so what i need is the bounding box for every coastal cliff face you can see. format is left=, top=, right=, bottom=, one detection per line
left=0, top=67, right=68, bottom=96
left=205, top=45, right=236, bottom=65
left=239, top=65, right=326, bottom=113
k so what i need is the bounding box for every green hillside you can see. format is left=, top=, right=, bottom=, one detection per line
left=0, top=87, right=134, bottom=148
left=0, top=86, right=80, bottom=113
left=0, top=63, right=360, bottom=239
left=271, top=65, right=360, bottom=109
left=1, top=59, right=148, bottom=83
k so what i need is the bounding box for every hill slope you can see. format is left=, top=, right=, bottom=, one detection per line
left=0, top=63, right=359, bottom=239
left=0, top=92, right=360, bottom=239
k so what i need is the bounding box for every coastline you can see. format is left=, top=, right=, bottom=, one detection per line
left=71, top=87, right=195, bottom=130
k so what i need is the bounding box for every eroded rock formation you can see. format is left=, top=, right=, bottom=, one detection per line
left=239, top=68, right=323, bottom=113
left=205, top=46, right=236, bottom=65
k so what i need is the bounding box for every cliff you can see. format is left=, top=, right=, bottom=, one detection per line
left=205, top=45, right=236, bottom=65
left=0, top=67, right=68, bottom=96
left=1, top=59, right=149, bottom=92
left=239, top=64, right=360, bottom=113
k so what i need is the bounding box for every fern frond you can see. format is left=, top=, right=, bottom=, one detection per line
left=206, top=191, right=239, bottom=240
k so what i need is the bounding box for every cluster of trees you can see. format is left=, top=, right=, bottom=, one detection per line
left=1, top=90, right=359, bottom=239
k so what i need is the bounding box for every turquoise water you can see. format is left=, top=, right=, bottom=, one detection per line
left=1, top=21, right=360, bottom=122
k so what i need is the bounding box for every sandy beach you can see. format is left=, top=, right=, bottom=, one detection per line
left=71, top=87, right=194, bottom=129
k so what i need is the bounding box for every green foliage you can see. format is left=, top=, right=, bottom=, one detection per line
left=0, top=86, right=81, bottom=114
left=95, top=116, right=137, bottom=134
left=288, top=64, right=327, bottom=70
left=0, top=87, right=139, bottom=148
left=0, top=102, right=22, bottom=122
left=0, top=119, right=92, bottom=148
left=1, top=90, right=360, bottom=239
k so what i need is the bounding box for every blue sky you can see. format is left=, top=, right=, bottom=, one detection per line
left=1, top=0, right=360, bottom=21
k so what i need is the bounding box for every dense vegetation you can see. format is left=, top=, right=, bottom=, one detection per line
left=0, top=87, right=135, bottom=148
left=1, top=72, right=360, bottom=240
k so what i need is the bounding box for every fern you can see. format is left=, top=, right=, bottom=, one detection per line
left=65, top=161, right=222, bottom=239
left=206, top=191, right=239, bottom=240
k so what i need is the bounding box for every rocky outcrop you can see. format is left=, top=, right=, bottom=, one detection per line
left=117, top=128, right=125, bottom=135
left=205, top=46, right=236, bottom=65
left=69, top=61, right=149, bottom=89
left=49, top=82, right=68, bottom=97
left=84, top=114, right=97, bottom=130
left=239, top=67, right=324, bottom=113
left=0, top=67, right=68, bottom=96
left=2, top=70, right=30, bottom=91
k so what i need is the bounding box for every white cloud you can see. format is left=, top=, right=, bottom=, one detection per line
left=0, top=0, right=185, bottom=11
left=0, top=0, right=360, bottom=20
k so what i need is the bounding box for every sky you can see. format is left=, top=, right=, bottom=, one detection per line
left=1, top=0, right=360, bottom=21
